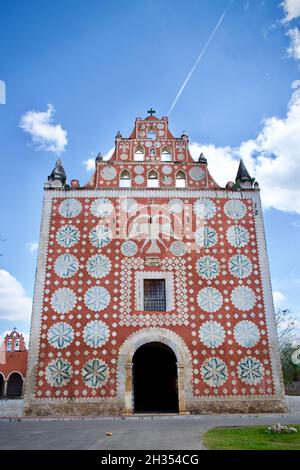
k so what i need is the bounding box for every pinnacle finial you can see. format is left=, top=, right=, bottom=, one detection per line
left=45, top=159, right=67, bottom=189
left=198, top=152, right=207, bottom=164
left=95, top=152, right=103, bottom=162
left=235, top=160, right=255, bottom=188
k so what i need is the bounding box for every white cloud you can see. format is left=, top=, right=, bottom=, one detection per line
left=19, top=104, right=68, bottom=154
left=26, top=241, right=38, bottom=253
left=83, top=157, right=95, bottom=171
left=83, top=147, right=115, bottom=171
left=0, top=270, right=32, bottom=321
left=287, top=27, right=300, bottom=59
left=190, top=85, right=300, bottom=214
left=273, top=290, right=286, bottom=308
left=282, top=0, right=300, bottom=22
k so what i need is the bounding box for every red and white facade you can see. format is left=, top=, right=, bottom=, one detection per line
left=24, top=115, right=285, bottom=415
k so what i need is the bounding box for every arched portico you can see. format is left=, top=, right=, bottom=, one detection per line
left=117, top=328, right=192, bottom=414
left=0, top=373, right=4, bottom=398
left=6, top=372, right=24, bottom=398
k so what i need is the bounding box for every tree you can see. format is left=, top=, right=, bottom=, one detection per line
left=275, top=309, right=300, bottom=389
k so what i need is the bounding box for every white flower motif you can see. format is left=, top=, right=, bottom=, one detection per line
left=56, top=225, right=80, bottom=248
left=81, top=359, right=109, bottom=388
left=162, top=165, right=172, bottom=175
left=86, top=254, right=111, bottom=279
left=83, top=320, right=110, bottom=348
left=237, top=356, right=264, bottom=385
left=195, top=227, right=218, bottom=248
left=101, top=167, right=117, bottom=180
left=199, top=321, right=225, bottom=348
left=134, top=165, right=144, bottom=174
left=47, top=322, right=74, bottom=349
left=89, top=225, right=112, bottom=248
left=54, top=254, right=79, bottom=278
left=229, top=254, right=252, bottom=279
left=193, top=199, right=216, bottom=219
left=162, top=176, right=172, bottom=185
left=46, top=358, right=72, bottom=387
left=189, top=166, right=205, bottom=181
left=134, top=175, right=145, bottom=185
left=197, top=287, right=223, bottom=312
left=196, top=256, right=219, bottom=279
left=201, top=357, right=228, bottom=387
left=51, top=288, right=76, bottom=314
left=224, top=200, right=246, bottom=220
left=231, top=286, right=256, bottom=311
left=234, top=321, right=260, bottom=348
left=170, top=241, right=187, bottom=257
left=91, top=198, right=113, bottom=218
left=84, top=286, right=110, bottom=311
left=59, top=199, right=82, bottom=218
left=226, top=225, right=250, bottom=248
left=121, top=241, right=138, bottom=257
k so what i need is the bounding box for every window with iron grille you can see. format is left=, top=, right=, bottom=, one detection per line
left=143, top=279, right=166, bottom=311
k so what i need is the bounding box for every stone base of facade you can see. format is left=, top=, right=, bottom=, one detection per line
left=24, top=398, right=287, bottom=417
left=188, top=399, right=287, bottom=414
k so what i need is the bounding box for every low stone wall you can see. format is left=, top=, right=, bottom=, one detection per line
left=286, top=396, right=300, bottom=413
left=0, top=400, right=23, bottom=417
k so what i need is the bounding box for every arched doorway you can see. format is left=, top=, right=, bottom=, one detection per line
left=133, top=342, right=179, bottom=413
left=7, top=373, right=23, bottom=398
left=0, top=374, right=4, bottom=398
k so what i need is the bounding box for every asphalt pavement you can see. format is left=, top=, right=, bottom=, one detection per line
left=0, top=413, right=300, bottom=450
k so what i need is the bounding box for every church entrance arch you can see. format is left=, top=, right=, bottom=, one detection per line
left=133, top=342, right=178, bottom=413
left=117, top=328, right=192, bottom=415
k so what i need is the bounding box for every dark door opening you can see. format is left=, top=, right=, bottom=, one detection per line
left=0, top=375, right=4, bottom=398
left=7, top=373, right=23, bottom=398
left=133, top=342, right=179, bottom=413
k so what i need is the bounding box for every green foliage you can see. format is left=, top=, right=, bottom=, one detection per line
left=203, top=425, right=300, bottom=450
left=281, top=343, right=300, bottom=386
left=275, top=308, right=300, bottom=387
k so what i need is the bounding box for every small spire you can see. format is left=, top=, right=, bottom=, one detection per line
left=115, top=131, right=122, bottom=140
left=235, top=160, right=255, bottom=189
left=95, top=152, right=103, bottom=162
left=46, top=159, right=67, bottom=188
left=198, top=152, right=207, bottom=164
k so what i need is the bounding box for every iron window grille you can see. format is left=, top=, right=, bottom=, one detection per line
left=143, top=279, right=166, bottom=311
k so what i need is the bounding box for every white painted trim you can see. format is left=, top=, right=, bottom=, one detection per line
left=44, top=189, right=257, bottom=199
left=24, top=193, right=52, bottom=407
left=252, top=191, right=285, bottom=400
left=6, top=370, right=25, bottom=381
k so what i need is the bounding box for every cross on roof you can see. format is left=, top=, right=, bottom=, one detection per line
left=147, top=108, right=156, bottom=117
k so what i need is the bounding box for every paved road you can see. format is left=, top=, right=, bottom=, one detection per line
left=0, top=414, right=300, bottom=450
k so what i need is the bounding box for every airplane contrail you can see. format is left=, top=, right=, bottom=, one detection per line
left=168, top=0, right=235, bottom=116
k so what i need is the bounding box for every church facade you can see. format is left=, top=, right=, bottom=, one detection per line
left=24, top=113, right=286, bottom=415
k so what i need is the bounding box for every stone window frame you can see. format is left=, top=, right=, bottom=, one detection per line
left=135, top=271, right=174, bottom=312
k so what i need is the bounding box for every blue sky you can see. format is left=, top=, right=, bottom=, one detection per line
left=1, top=0, right=300, bottom=343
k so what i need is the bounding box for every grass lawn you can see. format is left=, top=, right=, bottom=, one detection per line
left=203, top=425, right=300, bottom=450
